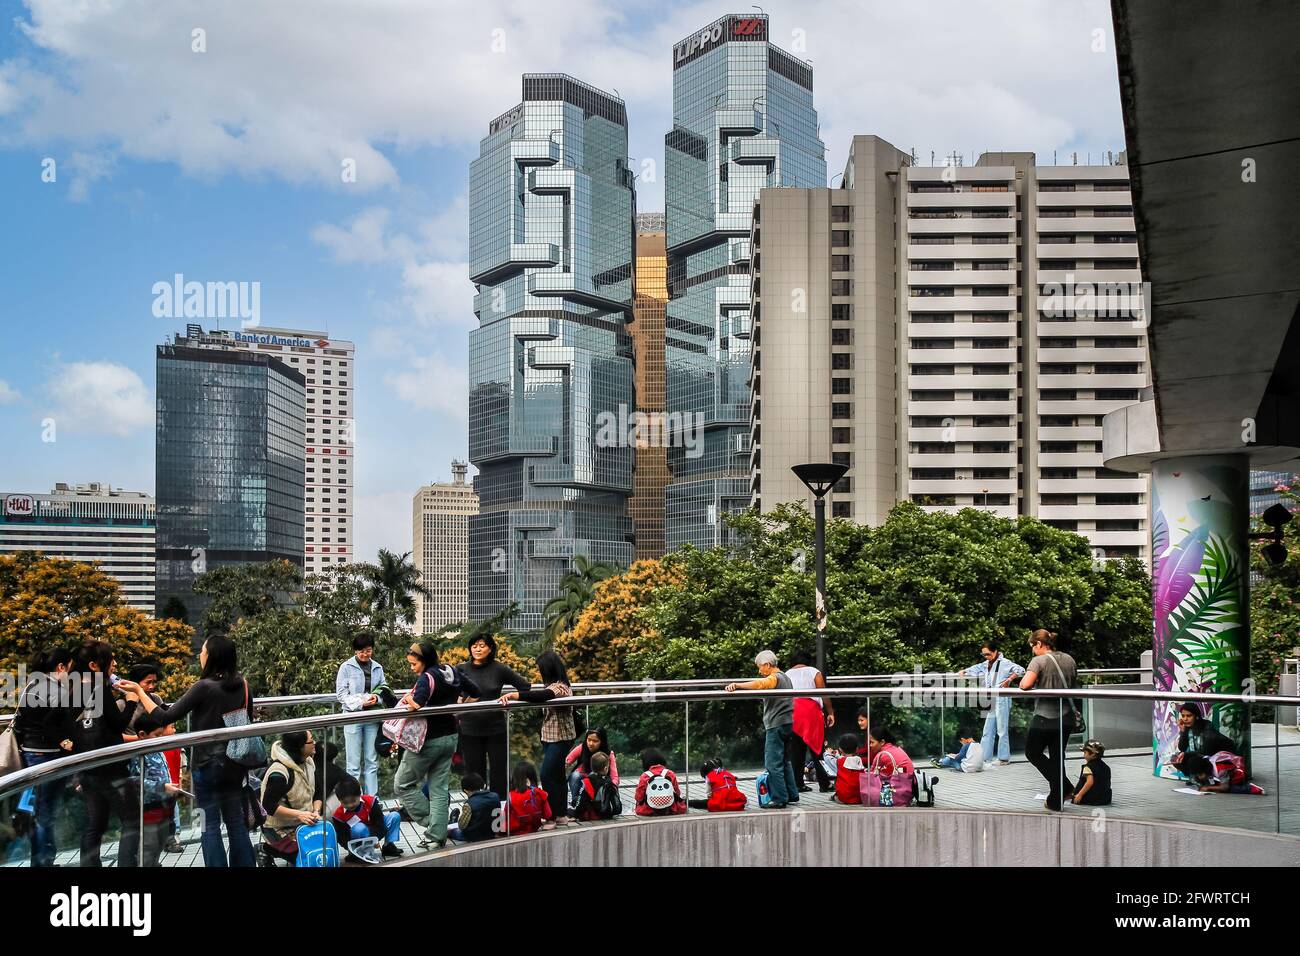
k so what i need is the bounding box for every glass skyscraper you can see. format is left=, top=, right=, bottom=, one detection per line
left=468, top=74, right=636, bottom=631
left=155, top=336, right=306, bottom=635
left=664, top=14, right=826, bottom=550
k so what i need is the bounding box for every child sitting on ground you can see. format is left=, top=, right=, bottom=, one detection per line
left=507, top=762, right=554, bottom=834
left=931, top=732, right=985, bottom=773
left=1070, top=739, right=1112, bottom=806
left=451, top=773, right=502, bottom=842
left=687, top=758, right=747, bottom=812
left=634, top=748, right=687, bottom=816
left=572, top=751, right=622, bottom=821
left=1175, top=750, right=1266, bottom=795
left=332, top=776, right=405, bottom=858
left=833, top=733, right=867, bottom=804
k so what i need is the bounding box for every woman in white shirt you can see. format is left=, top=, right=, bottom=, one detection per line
left=786, top=653, right=834, bottom=792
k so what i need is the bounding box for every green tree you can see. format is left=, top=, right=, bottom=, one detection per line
left=357, top=549, right=430, bottom=638
left=193, top=559, right=304, bottom=634
left=542, top=555, right=619, bottom=646
left=1250, top=488, right=1300, bottom=694
left=630, top=502, right=1152, bottom=681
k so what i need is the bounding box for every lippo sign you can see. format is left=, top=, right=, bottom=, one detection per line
left=673, top=16, right=766, bottom=68
left=4, top=494, right=36, bottom=517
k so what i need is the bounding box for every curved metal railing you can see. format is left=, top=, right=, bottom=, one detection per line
left=2, top=683, right=1294, bottom=867
left=0, top=667, right=1155, bottom=728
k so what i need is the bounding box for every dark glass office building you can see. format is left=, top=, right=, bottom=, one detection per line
left=155, top=336, right=306, bottom=634
left=468, top=74, right=636, bottom=630
left=664, top=14, right=826, bottom=550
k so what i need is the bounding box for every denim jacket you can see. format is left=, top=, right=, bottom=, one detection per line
left=963, top=655, right=1025, bottom=688
left=128, top=752, right=173, bottom=808
left=336, top=656, right=385, bottom=712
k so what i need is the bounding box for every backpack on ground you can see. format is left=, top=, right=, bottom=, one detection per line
left=294, top=820, right=340, bottom=868
left=755, top=770, right=772, bottom=808
left=592, top=775, right=623, bottom=818
left=912, top=769, right=938, bottom=807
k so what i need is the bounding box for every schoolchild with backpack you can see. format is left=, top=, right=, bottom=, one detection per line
left=507, top=761, right=554, bottom=834
left=571, top=751, right=622, bottom=820
left=687, top=758, right=747, bottom=812
left=634, top=748, right=686, bottom=817
left=454, top=773, right=504, bottom=841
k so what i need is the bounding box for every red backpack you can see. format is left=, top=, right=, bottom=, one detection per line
left=509, top=786, right=550, bottom=834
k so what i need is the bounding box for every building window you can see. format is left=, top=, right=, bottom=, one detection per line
left=832, top=501, right=852, bottom=518
left=831, top=231, right=852, bottom=247
left=832, top=353, right=852, bottom=370
left=832, top=427, right=851, bottom=444
left=832, top=403, right=852, bottom=419
left=831, top=206, right=852, bottom=223
left=832, top=279, right=853, bottom=296
left=831, top=378, right=852, bottom=395
left=832, top=304, right=853, bottom=322
left=831, top=328, right=853, bottom=345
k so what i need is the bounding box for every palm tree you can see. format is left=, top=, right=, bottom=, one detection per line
left=357, top=549, right=431, bottom=637
left=542, top=555, right=619, bottom=646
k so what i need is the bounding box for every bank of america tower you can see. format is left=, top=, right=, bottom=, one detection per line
left=467, top=75, right=636, bottom=629
left=664, top=14, right=826, bottom=550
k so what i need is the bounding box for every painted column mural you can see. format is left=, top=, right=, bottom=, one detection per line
left=1151, top=455, right=1250, bottom=778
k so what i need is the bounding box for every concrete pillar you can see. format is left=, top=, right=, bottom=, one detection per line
left=1151, top=455, right=1250, bottom=778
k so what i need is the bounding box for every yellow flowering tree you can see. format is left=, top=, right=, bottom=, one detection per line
left=555, top=559, right=684, bottom=681
left=0, top=552, right=195, bottom=701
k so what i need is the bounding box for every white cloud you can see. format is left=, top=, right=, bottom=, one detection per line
left=385, top=354, right=468, bottom=422
left=0, top=0, right=1125, bottom=212
left=0, top=380, right=20, bottom=404
left=44, top=361, right=152, bottom=437
left=313, top=203, right=473, bottom=330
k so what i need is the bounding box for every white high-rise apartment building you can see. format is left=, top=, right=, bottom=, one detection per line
left=177, top=325, right=355, bottom=575
left=0, top=483, right=156, bottom=613
left=413, top=461, right=478, bottom=634
left=750, top=136, right=1149, bottom=563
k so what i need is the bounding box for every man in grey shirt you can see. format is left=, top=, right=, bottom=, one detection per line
left=1019, top=630, right=1078, bottom=810
left=725, top=650, right=800, bottom=808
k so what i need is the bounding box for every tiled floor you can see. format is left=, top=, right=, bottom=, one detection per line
left=10, top=724, right=1298, bottom=867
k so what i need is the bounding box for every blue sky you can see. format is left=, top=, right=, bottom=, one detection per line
left=0, top=0, right=1126, bottom=558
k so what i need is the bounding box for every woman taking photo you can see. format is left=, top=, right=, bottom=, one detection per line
left=128, top=632, right=257, bottom=868
left=71, top=641, right=140, bottom=867
left=455, top=634, right=529, bottom=799
left=498, top=650, right=576, bottom=827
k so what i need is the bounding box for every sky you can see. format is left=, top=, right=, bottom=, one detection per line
left=0, top=0, right=1128, bottom=561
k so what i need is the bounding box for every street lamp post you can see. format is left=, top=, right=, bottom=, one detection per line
left=792, top=462, right=850, bottom=673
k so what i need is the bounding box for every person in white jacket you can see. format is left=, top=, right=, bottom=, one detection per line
left=336, top=633, right=385, bottom=795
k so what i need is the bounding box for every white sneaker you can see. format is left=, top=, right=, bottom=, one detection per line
left=982, top=761, right=996, bottom=770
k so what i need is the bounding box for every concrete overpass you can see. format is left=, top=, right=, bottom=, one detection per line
left=1103, top=0, right=1300, bottom=775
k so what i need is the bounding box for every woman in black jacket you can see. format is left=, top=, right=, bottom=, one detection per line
left=1176, top=702, right=1236, bottom=759
left=14, top=647, right=77, bottom=867
left=70, top=641, right=139, bottom=867
left=128, top=633, right=258, bottom=868
left=455, top=634, right=529, bottom=799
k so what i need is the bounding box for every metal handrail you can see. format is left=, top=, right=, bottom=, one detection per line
left=2, top=684, right=1296, bottom=800
left=0, top=667, right=1155, bottom=725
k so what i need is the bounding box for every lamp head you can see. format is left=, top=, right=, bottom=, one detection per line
left=792, top=462, right=849, bottom=498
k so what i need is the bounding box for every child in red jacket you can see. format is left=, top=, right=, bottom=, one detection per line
left=507, top=761, right=553, bottom=834
left=687, top=757, right=747, bottom=812
left=634, top=748, right=686, bottom=817
left=834, top=733, right=866, bottom=804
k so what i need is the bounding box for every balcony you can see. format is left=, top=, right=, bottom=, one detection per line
left=910, top=372, right=1017, bottom=389
left=1039, top=477, right=1147, bottom=494
left=907, top=191, right=1017, bottom=208
left=730, top=137, right=778, bottom=167
left=1037, top=372, right=1146, bottom=390
left=908, top=398, right=1016, bottom=416
left=909, top=295, right=1017, bottom=312
left=1038, top=425, right=1104, bottom=442
left=908, top=242, right=1016, bottom=260
left=1035, top=190, right=1132, bottom=208
left=1038, top=451, right=1104, bottom=468
left=909, top=426, right=1017, bottom=442
left=907, top=269, right=1016, bottom=286
left=510, top=138, right=561, bottom=167
left=908, top=218, right=1015, bottom=236
left=909, top=321, right=1016, bottom=338
left=1038, top=504, right=1147, bottom=520
left=1036, top=242, right=1138, bottom=260
left=907, top=347, right=1016, bottom=364
left=1035, top=346, right=1147, bottom=365
left=908, top=452, right=1016, bottom=469
left=908, top=478, right=1018, bottom=495
left=1034, top=216, right=1136, bottom=233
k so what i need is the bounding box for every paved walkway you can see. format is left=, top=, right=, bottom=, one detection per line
left=9, top=724, right=1298, bottom=867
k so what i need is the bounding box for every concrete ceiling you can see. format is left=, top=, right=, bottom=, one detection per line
left=1112, top=0, right=1300, bottom=466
